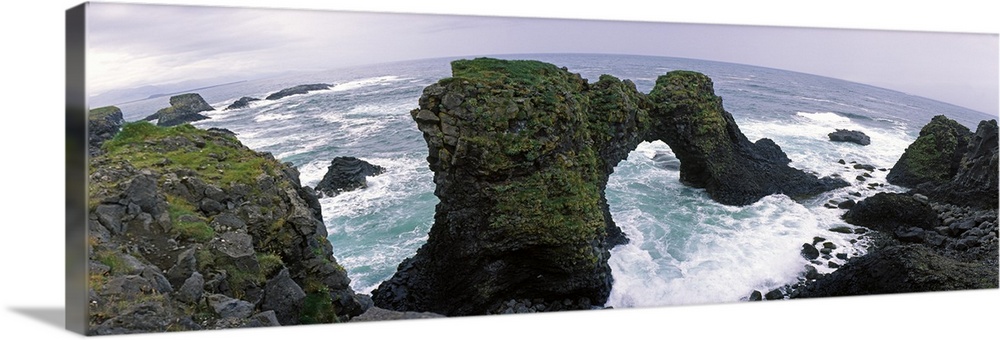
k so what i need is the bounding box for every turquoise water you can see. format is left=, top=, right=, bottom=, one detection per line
left=114, top=54, right=993, bottom=307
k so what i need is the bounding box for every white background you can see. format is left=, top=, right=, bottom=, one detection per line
left=0, top=1, right=997, bottom=339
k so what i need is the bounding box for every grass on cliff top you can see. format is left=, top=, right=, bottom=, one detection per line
left=101, top=121, right=279, bottom=188
left=451, top=58, right=565, bottom=86
left=89, top=106, right=121, bottom=118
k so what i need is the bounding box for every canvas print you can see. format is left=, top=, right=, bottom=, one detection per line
left=69, top=1, right=999, bottom=335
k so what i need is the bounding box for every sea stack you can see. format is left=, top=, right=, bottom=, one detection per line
left=144, top=93, right=215, bottom=126
left=370, top=58, right=848, bottom=316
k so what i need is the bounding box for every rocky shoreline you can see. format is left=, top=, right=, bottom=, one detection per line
left=748, top=116, right=999, bottom=301
left=86, top=58, right=997, bottom=333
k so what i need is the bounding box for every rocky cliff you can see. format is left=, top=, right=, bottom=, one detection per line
left=88, top=106, right=124, bottom=156
left=370, top=58, right=847, bottom=316
left=87, top=122, right=363, bottom=334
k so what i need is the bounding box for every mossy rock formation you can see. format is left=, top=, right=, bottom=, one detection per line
left=888, top=116, right=998, bottom=209
left=87, top=122, right=363, bottom=334
left=370, top=58, right=847, bottom=316
left=887, top=115, right=972, bottom=187
left=144, top=93, right=214, bottom=127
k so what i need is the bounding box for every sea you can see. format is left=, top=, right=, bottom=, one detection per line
left=110, top=53, right=994, bottom=308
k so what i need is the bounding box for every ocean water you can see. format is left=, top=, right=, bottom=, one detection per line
left=113, top=53, right=994, bottom=307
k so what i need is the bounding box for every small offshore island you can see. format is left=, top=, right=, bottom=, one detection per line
left=84, top=58, right=998, bottom=334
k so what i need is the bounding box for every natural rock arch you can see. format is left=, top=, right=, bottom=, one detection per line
left=370, top=58, right=847, bottom=316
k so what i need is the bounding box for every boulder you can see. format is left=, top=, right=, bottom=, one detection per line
left=207, top=294, right=255, bottom=319
left=261, top=268, right=306, bottom=326
left=842, top=193, right=939, bottom=233
left=314, top=157, right=386, bottom=197
left=828, top=129, right=871, bottom=145
left=265, top=84, right=331, bottom=100
left=176, top=272, right=204, bottom=304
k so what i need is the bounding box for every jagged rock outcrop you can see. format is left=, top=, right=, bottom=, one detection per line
left=794, top=119, right=1000, bottom=298
left=87, top=122, right=363, bottom=334
left=645, top=71, right=849, bottom=205
left=88, top=105, right=124, bottom=156
left=265, top=84, right=332, bottom=100
left=225, top=97, right=260, bottom=110
left=828, top=129, right=871, bottom=146
left=314, top=157, right=386, bottom=197
left=370, top=58, right=846, bottom=316
left=143, top=93, right=214, bottom=127
left=887, top=115, right=972, bottom=187
left=916, top=120, right=999, bottom=209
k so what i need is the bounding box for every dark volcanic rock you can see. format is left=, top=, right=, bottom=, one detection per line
left=828, top=129, right=871, bottom=146
left=147, top=93, right=214, bottom=127
left=88, top=106, right=124, bottom=155
left=801, top=243, right=820, bottom=260
left=917, top=119, right=999, bottom=209
left=314, top=157, right=386, bottom=197
left=797, top=244, right=998, bottom=297
left=371, top=58, right=847, bottom=316
left=842, top=193, right=939, bottom=233
left=87, top=123, right=362, bottom=334
left=887, top=115, right=972, bottom=187
left=224, top=96, right=260, bottom=110
left=265, top=84, right=331, bottom=100
left=261, top=268, right=306, bottom=326
left=646, top=71, right=849, bottom=205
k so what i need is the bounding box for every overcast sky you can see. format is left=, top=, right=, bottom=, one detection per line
left=86, top=2, right=999, bottom=115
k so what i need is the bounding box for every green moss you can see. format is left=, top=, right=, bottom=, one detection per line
left=896, top=116, right=971, bottom=184
left=256, top=252, right=284, bottom=278
left=649, top=71, right=728, bottom=151
left=89, top=106, right=121, bottom=119
left=451, top=58, right=566, bottom=87
left=166, top=195, right=214, bottom=242
left=95, top=249, right=127, bottom=275
left=101, top=121, right=278, bottom=188
left=299, top=291, right=337, bottom=324
left=488, top=154, right=605, bottom=266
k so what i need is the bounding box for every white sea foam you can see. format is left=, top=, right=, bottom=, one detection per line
left=253, top=112, right=295, bottom=122
left=331, top=76, right=404, bottom=92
